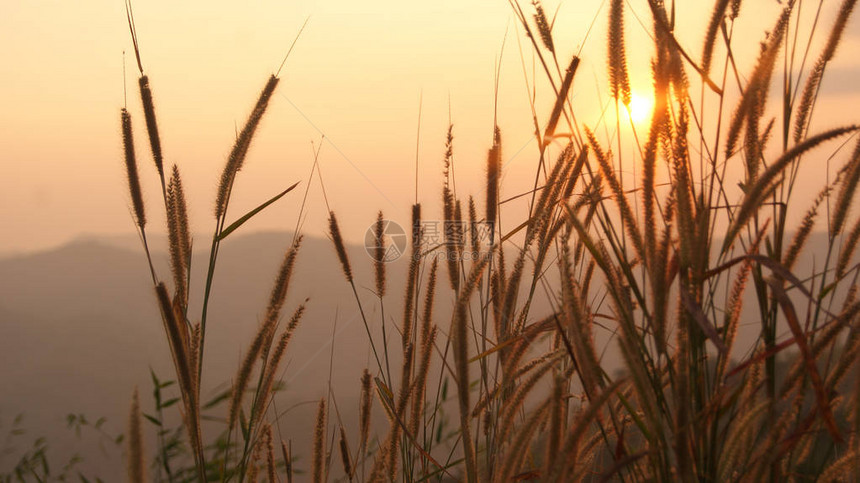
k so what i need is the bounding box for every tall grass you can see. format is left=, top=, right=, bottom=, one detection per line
left=120, top=0, right=860, bottom=481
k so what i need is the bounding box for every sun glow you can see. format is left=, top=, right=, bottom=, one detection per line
left=628, top=93, right=655, bottom=125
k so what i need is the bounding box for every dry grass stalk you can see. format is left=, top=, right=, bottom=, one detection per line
left=443, top=187, right=459, bottom=291
left=374, top=211, right=386, bottom=296
left=170, top=165, right=192, bottom=263
left=838, top=215, right=860, bottom=277
left=784, top=186, right=829, bottom=272
left=547, top=380, right=622, bottom=482
left=496, top=396, right=552, bottom=483
left=264, top=237, right=302, bottom=327
left=338, top=426, right=353, bottom=480
left=724, top=125, right=860, bottom=251
left=189, top=322, right=201, bottom=395
left=313, top=398, right=327, bottom=483
left=560, top=240, right=602, bottom=397
left=451, top=254, right=490, bottom=483
left=127, top=387, right=146, bottom=483
left=717, top=399, right=769, bottom=481
left=410, top=326, right=437, bottom=438
left=228, top=316, right=271, bottom=429
left=819, top=446, right=860, bottom=482
left=831, top=138, right=860, bottom=238
left=545, top=373, right=565, bottom=474
left=386, top=341, right=415, bottom=481
left=402, top=245, right=420, bottom=349
left=246, top=438, right=262, bottom=482
left=167, top=170, right=188, bottom=310
left=359, top=369, right=373, bottom=457
left=532, top=0, right=554, bottom=53
left=154, top=283, right=203, bottom=472
left=411, top=203, right=422, bottom=249
left=794, top=0, right=857, bottom=143
left=642, top=83, right=666, bottom=269
left=328, top=212, right=353, bottom=283
left=716, top=227, right=766, bottom=382
left=468, top=196, right=480, bottom=257
left=585, top=128, right=644, bottom=261
left=253, top=303, right=306, bottom=426
left=701, top=0, right=731, bottom=75
left=281, top=440, right=293, bottom=483
left=475, top=347, right=563, bottom=418
left=608, top=0, right=631, bottom=105
left=497, top=352, right=565, bottom=444
left=262, top=424, right=276, bottom=483
left=725, top=8, right=789, bottom=158
left=410, top=259, right=438, bottom=436
left=138, top=75, right=165, bottom=188
left=486, top=126, right=501, bottom=242
left=121, top=109, right=146, bottom=229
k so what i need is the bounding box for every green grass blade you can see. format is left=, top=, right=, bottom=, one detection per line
left=217, top=181, right=300, bottom=241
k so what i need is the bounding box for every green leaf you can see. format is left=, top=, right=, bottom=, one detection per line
left=161, top=397, right=180, bottom=409
left=218, top=182, right=300, bottom=241
left=143, top=414, right=162, bottom=427
left=202, top=389, right=231, bottom=410
left=240, top=411, right=249, bottom=442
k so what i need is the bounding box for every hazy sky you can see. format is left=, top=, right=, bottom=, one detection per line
left=1, top=0, right=858, bottom=255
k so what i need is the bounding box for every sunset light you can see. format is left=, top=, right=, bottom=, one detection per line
left=628, top=92, right=655, bottom=125
left=2, top=1, right=859, bottom=480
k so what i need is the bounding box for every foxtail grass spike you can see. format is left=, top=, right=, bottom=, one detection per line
left=329, top=212, right=353, bottom=283
left=486, top=126, right=501, bottom=244
left=374, top=211, right=386, bottom=297
left=138, top=76, right=165, bottom=190
left=215, top=75, right=280, bottom=218
left=127, top=387, right=146, bottom=483
left=608, top=0, right=631, bottom=106
left=312, top=398, right=327, bottom=483
left=121, top=109, right=146, bottom=229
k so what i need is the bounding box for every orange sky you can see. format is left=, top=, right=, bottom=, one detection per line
left=1, top=0, right=858, bottom=255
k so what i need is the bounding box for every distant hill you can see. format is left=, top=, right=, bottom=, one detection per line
left=0, top=231, right=418, bottom=478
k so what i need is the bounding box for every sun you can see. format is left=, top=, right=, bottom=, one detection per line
left=628, top=93, right=655, bottom=125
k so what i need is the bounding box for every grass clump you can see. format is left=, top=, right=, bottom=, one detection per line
left=118, top=0, right=860, bottom=481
